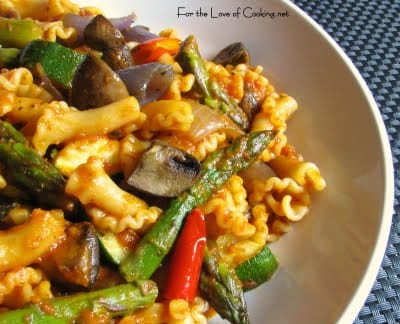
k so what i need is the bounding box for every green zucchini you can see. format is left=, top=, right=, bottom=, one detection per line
left=0, top=48, right=20, bottom=68
left=0, top=17, right=43, bottom=48
left=97, top=229, right=131, bottom=266
left=19, top=39, right=87, bottom=91
left=235, top=245, right=279, bottom=291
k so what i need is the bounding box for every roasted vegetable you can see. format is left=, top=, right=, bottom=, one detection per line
left=83, top=14, right=133, bottom=70
left=0, top=47, right=20, bottom=68
left=213, top=42, right=250, bottom=66
left=71, top=53, right=129, bottom=109
left=163, top=208, right=206, bottom=301
left=176, top=35, right=249, bottom=129
left=102, top=46, right=133, bottom=70
left=119, top=130, right=275, bottom=282
left=131, top=37, right=180, bottom=65
left=239, top=86, right=263, bottom=121
left=40, top=222, right=100, bottom=289
left=116, top=63, right=174, bottom=105
left=0, top=17, right=43, bottom=48
left=200, top=248, right=249, bottom=324
left=0, top=122, right=76, bottom=212
left=19, top=40, right=87, bottom=93
left=0, top=119, right=27, bottom=144
left=126, top=142, right=201, bottom=198
left=84, top=14, right=126, bottom=49
left=0, top=280, right=158, bottom=323
left=121, top=25, right=158, bottom=43
left=97, top=229, right=134, bottom=266
left=235, top=245, right=279, bottom=291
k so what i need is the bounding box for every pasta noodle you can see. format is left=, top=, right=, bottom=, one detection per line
left=191, top=132, right=227, bottom=161
left=141, top=99, right=193, bottom=133
left=65, top=157, right=162, bottom=233
left=0, top=209, right=66, bottom=272
left=163, top=73, right=196, bottom=100
left=118, top=133, right=151, bottom=178
left=268, top=155, right=326, bottom=192
left=249, top=177, right=311, bottom=222
left=0, top=0, right=79, bottom=20
left=0, top=68, right=52, bottom=102
left=0, top=267, right=52, bottom=308
left=53, top=135, right=121, bottom=176
left=39, top=20, right=76, bottom=42
left=32, top=96, right=146, bottom=155
left=201, top=175, right=255, bottom=239
left=119, top=297, right=209, bottom=324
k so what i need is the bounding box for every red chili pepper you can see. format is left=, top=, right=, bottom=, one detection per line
left=131, top=37, right=180, bottom=65
left=163, top=208, right=206, bottom=301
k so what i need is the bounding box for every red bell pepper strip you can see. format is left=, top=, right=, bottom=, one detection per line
left=163, top=208, right=206, bottom=301
left=131, top=37, right=180, bottom=65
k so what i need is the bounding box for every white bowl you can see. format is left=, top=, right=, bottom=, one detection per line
left=81, top=0, right=394, bottom=322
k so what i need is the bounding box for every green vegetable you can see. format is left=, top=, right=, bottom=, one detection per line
left=0, top=121, right=76, bottom=211
left=0, top=47, right=20, bottom=68
left=200, top=248, right=249, bottom=324
left=0, top=17, right=43, bottom=48
left=0, top=280, right=158, bottom=324
left=176, top=35, right=249, bottom=129
left=119, top=130, right=275, bottom=282
left=235, top=245, right=279, bottom=291
left=97, top=229, right=131, bottom=266
left=0, top=119, right=27, bottom=144
left=19, top=39, right=87, bottom=91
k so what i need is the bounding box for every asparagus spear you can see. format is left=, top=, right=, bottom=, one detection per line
left=0, top=280, right=158, bottom=324
left=0, top=17, right=43, bottom=48
left=0, top=119, right=27, bottom=144
left=119, top=130, right=275, bottom=282
left=0, top=121, right=76, bottom=211
left=0, top=142, right=64, bottom=193
left=200, top=248, right=250, bottom=324
left=176, top=35, right=249, bottom=129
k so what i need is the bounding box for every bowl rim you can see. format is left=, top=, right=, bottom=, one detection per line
left=281, top=0, right=395, bottom=322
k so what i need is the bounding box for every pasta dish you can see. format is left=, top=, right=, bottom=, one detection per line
left=0, top=0, right=326, bottom=323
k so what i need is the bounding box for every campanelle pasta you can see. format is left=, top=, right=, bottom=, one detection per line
left=0, top=0, right=326, bottom=322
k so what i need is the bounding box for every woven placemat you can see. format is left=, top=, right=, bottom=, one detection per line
left=290, top=0, right=400, bottom=323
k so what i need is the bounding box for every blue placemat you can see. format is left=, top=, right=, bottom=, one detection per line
left=290, top=0, right=400, bottom=323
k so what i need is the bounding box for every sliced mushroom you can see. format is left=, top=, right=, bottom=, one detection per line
left=84, top=14, right=125, bottom=49
left=102, top=46, right=133, bottom=70
left=126, top=142, right=201, bottom=197
left=240, top=86, right=263, bottom=123
left=83, top=14, right=133, bottom=70
left=70, top=53, right=129, bottom=109
left=39, top=222, right=100, bottom=289
left=212, top=42, right=250, bottom=66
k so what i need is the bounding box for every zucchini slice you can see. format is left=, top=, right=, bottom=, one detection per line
left=97, top=229, right=131, bottom=266
left=235, top=245, right=279, bottom=291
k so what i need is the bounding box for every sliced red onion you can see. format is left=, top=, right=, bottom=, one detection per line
left=109, top=12, right=137, bottom=30
left=116, top=63, right=174, bottom=106
left=184, top=99, right=244, bottom=141
left=239, top=161, right=276, bottom=189
left=121, top=25, right=159, bottom=43
left=63, top=13, right=93, bottom=35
